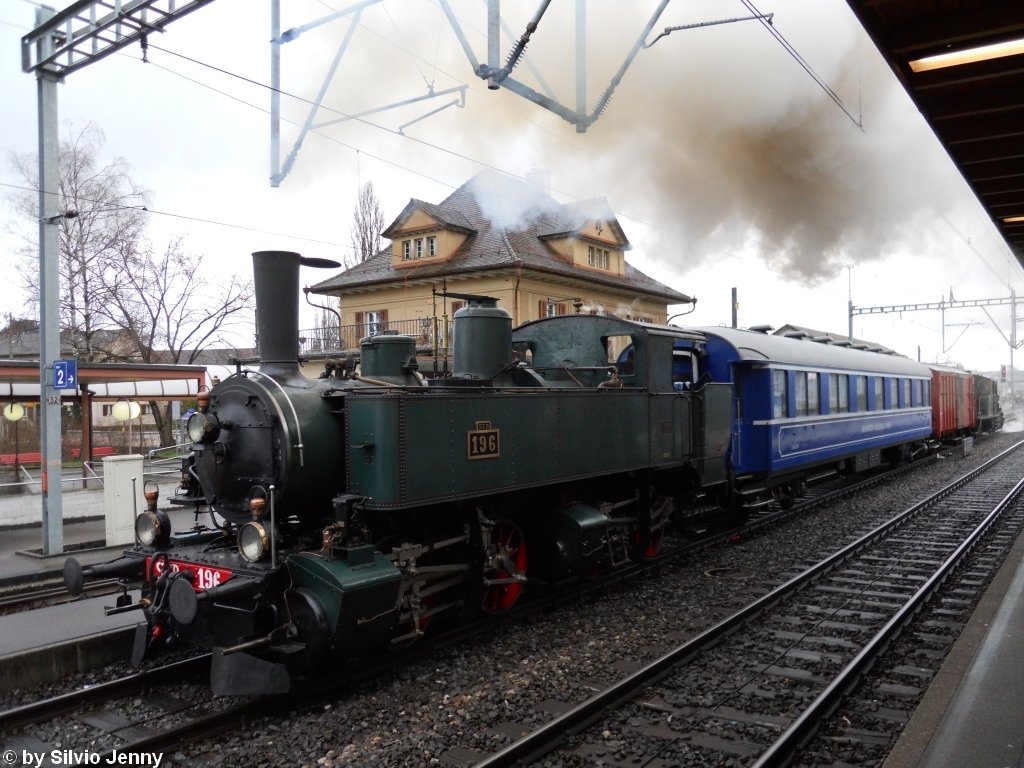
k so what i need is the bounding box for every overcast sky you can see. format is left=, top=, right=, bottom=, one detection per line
left=2, top=0, right=1022, bottom=373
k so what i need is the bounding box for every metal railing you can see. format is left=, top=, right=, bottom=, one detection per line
left=0, top=454, right=182, bottom=495
left=294, top=317, right=453, bottom=357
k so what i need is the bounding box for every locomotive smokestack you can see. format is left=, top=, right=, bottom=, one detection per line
left=252, top=251, right=340, bottom=377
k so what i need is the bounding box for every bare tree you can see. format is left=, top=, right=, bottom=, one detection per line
left=96, top=237, right=253, bottom=444
left=8, top=122, right=149, bottom=361
left=7, top=122, right=254, bottom=446
left=350, top=181, right=385, bottom=266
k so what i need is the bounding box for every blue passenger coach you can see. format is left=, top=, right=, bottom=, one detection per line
left=694, top=327, right=934, bottom=483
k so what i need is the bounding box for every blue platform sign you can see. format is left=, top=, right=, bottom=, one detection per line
left=54, top=359, right=77, bottom=390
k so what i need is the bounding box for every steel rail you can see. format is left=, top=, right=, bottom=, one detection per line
left=0, top=577, right=121, bottom=610
left=469, top=438, right=1024, bottom=767
left=753, top=463, right=1024, bottom=766
left=0, top=655, right=210, bottom=730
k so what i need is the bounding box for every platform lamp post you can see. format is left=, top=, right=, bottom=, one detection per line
left=112, top=400, right=141, bottom=454
left=3, top=403, right=25, bottom=483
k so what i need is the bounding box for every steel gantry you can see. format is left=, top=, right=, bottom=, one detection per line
left=850, top=291, right=1023, bottom=395
left=21, top=0, right=214, bottom=555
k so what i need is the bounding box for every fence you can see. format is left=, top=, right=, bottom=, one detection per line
left=295, top=317, right=454, bottom=357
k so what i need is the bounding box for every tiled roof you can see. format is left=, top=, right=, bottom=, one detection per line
left=312, top=170, right=691, bottom=304
left=381, top=199, right=475, bottom=237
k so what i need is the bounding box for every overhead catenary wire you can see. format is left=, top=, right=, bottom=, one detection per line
left=0, top=180, right=356, bottom=251
left=739, top=0, right=863, bottom=130
left=138, top=39, right=641, bottom=221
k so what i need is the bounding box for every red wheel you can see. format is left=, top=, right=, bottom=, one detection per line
left=482, top=519, right=528, bottom=613
left=634, top=527, right=665, bottom=558
left=635, top=493, right=672, bottom=558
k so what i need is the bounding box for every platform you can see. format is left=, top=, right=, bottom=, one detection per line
left=0, top=505, right=207, bottom=690
left=883, top=524, right=1024, bottom=767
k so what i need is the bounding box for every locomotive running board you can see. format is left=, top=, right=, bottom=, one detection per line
left=211, top=648, right=291, bottom=696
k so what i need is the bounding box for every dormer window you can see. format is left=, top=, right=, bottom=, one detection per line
left=588, top=246, right=610, bottom=269
left=403, top=240, right=412, bottom=260
left=415, top=238, right=424, bottom=258
left=428, top=236, right=437, bottom=257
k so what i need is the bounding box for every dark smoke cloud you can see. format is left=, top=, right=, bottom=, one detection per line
left=299, top=1, right=965, bottom=284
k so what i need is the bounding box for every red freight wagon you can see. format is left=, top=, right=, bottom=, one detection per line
left=930, top=365, right=975, bottom=439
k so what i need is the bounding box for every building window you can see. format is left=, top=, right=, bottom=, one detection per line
left=102, top=404, right=113, bottom=417
left=402, top=240, right=411, bottom=260
left=415, top=238, right=424, bottom=258
left=772, top=369, right=787, bottom=419
left=427, top=236, right=437, bottom=257
left=587, top=245, right=610, bottom=269
left=355, top=309, right=388, bottom=336
left=539, top=301, right=567, bottom=318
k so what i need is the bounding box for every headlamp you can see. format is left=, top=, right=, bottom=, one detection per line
left=135, top=510, right=171, bottom=547
left=238, top=521, right=270, bottom=562
left=186, top=412, right=220, bottom=443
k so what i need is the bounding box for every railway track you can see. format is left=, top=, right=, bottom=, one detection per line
left=465, top=439, right=1024, bottom=767
left=0, top=443, right=992, bottom=761
left=0, top=577, right=123, bottom=615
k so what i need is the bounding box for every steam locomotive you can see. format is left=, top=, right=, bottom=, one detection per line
left=63, top=250, right=998, bottom=694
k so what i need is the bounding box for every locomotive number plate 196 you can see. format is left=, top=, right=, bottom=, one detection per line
left=150, top=557, right=234, bottom=592
left=467, top=420, right=500, bottom=460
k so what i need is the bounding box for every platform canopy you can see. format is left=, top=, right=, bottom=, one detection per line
left=845, top=0, right=1024, bottom=264
left=0, top=360, right=206, bottom=401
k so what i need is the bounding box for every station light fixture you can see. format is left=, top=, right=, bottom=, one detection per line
left=112, top=399, right=141, bottom=421
left=908, top=37, right=1024, bottom=72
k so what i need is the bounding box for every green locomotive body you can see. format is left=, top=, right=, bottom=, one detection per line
left=63, top=251, right=730, bottom=694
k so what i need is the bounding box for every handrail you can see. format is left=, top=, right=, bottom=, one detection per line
left=294, top=317, right=454, bottom=356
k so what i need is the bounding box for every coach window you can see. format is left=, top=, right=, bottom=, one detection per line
left=856, top=376, right=867, bottom=412
left=772, top=369, right=787, bottom=418
left=795, top=372, right=808, bottom=416
left=902, top=378, right=910, bottom=408
left=873, top=377, right=883, bottom=410
left=807, top=372, right=819, bottom=414
left=830, top=373, right=849, bottom=413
